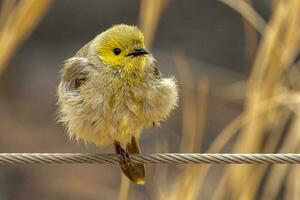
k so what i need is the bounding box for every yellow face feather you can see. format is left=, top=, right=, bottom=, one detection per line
left=96, top=25, right=147, bottom=82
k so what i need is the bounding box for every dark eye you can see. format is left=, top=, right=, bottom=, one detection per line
left=113, top=48, right=121, bottom=55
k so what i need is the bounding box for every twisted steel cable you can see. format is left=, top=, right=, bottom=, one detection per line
left=0, top=153, right=299, bottom=164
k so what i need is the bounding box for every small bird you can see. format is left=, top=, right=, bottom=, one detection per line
left=57, top=24, right=178, bottom=184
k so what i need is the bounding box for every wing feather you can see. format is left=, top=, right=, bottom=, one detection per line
left=60, top=57, right=92, bottom=94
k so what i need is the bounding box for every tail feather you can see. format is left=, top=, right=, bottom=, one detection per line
left=114, top=136, right=145, bottom=185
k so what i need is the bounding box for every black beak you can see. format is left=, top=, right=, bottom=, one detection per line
left=126, top=48, right=149, bottom=57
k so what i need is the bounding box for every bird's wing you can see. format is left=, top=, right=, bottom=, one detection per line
left=60, top=57, right=93, bottom=94
left=153, top=65, right=161, bottom=79
left=148, top=57, right=162, bottom=79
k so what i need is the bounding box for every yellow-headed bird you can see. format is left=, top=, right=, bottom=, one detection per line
left=57, top=24, right=178, bottom=184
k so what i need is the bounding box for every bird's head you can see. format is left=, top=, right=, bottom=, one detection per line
left=96, top=24, right=149, bottom=71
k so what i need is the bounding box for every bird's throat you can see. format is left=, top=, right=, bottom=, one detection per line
left=119, top=58, right=146, bottom=85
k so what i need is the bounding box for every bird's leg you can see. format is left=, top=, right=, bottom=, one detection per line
left=114, top=141, right=131, bottom=169
left=114, top=137, right=145, bottom=184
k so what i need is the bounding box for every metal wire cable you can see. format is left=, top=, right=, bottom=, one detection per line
left=0, top=153, right=299, bottom=164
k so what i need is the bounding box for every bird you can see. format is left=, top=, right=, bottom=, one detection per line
left=57, top=24, right=178, bottom=185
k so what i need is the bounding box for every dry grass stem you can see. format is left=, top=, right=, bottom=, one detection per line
left=139, top=0, right=168, bottom=48
left=217, top=0, right=300, bottom=199
left=220, top=0, right=266, bottom=34
left=118, top=175, right=130, bottom=200
left=0, top=0, right=52, bottom=76
left=173, top=51, right=197, bottom=153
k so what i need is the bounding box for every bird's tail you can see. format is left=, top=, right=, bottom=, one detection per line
left=114, top=136, right=145, bottom=185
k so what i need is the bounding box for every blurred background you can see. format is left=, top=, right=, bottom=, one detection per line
left=0, top=0, right=299, bottom=199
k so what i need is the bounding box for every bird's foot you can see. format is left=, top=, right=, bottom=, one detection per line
left=114, top=141, right=132, bottom=169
